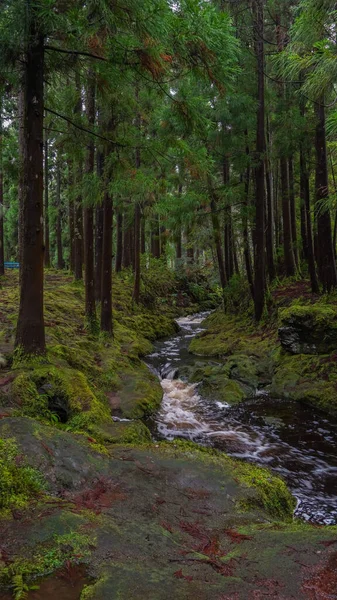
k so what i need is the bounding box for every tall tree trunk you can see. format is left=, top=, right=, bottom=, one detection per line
left=95, top=149, right=104, bottom=300
left=253, top=0, right=266, bottom=321
left=176, top=225, right=182, bottom=262
left=315, top=99, right=337, bottom=291
left=280, top=157, right=295, bottom=275
left=100, top=175, right=113, bottom=334
left=122, top=215, right=133, bottom=268
left=300, top=200, right=308, bottom=261
left=15, top=23, right=45, bottom=354
left=151, top=215, right=161, bottom=258
left=0, top=103, right=4, bottom=277
left=133, top=96, right=141, bottom=304
left=265, top=158, right=276, bottom=281
left=208, top=178, right=227, bottom=290
left=44, top=138, right=50, bottom=268
left=84, top=76, right=96, bottom=326
left=242, top=137, right=254, bottom=298
left=74, top=162, right=83, bottom=280
left=223, top=157, right=232, bottom=281
left=74, top=71, right=83, bottom=280
left=115, top=210, right=123, bottom=272
left=276, top=12, right=295, bottom=277
left=288, top=156, right=298, bottom=267
left=140, top=213, right=146, bottom=254
left=68, top=159, right=75, bottom=273
left=300, top=144, right=319, bottom=293
left=56, top=161, right=64, bottom=270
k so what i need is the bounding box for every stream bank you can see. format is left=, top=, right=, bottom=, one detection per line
left=146, top=313, right=337, bottom=525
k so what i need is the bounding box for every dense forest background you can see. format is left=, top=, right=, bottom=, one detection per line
left=1, top=0, right=337, bottom=353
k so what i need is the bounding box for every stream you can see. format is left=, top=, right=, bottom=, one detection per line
left=146, top=313, right=337, bottom=525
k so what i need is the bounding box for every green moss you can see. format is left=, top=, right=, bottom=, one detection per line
left=117, top=363, right=163, bottom=419
left=270, top=352, right=337, bottom=415
left=0, top=437, right=44, bottom=513
left=0, top=529, right=93, bottom=591
left=156, top=440, right=295, bottom=521
left=233, top=461, right=296, bottom=520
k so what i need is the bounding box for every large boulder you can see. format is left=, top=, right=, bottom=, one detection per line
left=278, top=304, right=337, bottom=354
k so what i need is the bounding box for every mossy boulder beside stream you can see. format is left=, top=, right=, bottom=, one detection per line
left=278, top=303, right=337, bottom=354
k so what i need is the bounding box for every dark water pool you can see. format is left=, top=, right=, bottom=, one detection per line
left=146, top=313, right=337, bottom=525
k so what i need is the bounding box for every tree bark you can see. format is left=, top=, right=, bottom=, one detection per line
left=140, top=213, right=146, bottom=254
left=209, top=181, right=227, bottom=290
left=15, top=23, right=46, bottom=354
left=0, top=103, right=4, bottom=276
left=133, top=98, right=141, bottom=304
left=74, top=162, right=83, bottom=280
left=100, top=180, right=113, bottom=334
left=300, top=144, right=319, bottom=293
left=151, top=215, right=160, bottom=258
left=265, top=158, right=276, bottom=281
left=68, top=159, right=75, bottom=273
left=44, top=138, right=50, bottom=268
left=56, top=159, right=64, bottom=270
left=288, top=156, right=298, bottom=267
left=280, top=157, right=295, bottom=275
left=123, top=214, right=133, bottom=268
left=253, top=0, right=266, bottom=321
left=95, top=148, right=104, bottom=300
left=84, top=75, right=96, bottom=326
left=74, top=70, right=83, bottom=280
left=115, top=210, right=123, bottom=272
left=314, top=99, right=337, bottom=291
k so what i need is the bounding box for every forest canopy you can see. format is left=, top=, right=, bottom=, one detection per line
left=1, top=0, right=337, bottom=352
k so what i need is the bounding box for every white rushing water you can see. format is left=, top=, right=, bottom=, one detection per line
left=146, top=312, right=337, bottom=525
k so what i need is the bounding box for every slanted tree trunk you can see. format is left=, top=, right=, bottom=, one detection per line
left=115, top=210, right=123, bottom=272
left=0, top=103, right=4, bottom=277
left=84, top=76, right=96, bottom=327
left=95, top=148, right=104, bottom=300
left=44, top=138, right=50, bottom=268
left=56, top=159, right=64, bottom=270
left=314, top=99, right=337, bottom=291
left=253, top=0, right=266, bottom=321
left=100, top=165, right=113, bottom=334
left=15, top=21, right=45, bottom=354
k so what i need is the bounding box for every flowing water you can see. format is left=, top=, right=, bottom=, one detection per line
left=146, top=313, right=337, bottom=525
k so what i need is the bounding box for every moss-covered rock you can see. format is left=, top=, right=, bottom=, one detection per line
left=279, top=303, right=337, bottom=354
left=0, top=437, right=43, bottom=514
left=270, top=351, right=337, bottom=415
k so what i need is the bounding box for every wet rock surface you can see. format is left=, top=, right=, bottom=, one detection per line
left=0, top=417, right=337, bottom=600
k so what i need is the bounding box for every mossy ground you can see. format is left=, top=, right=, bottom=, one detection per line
left=1, top=273, right=337, bottom=598
left=0, top=262, right=209, bottom=442
left=189, top=278, right=337, bottom=415
left=0, top=420, right=335, bottom=600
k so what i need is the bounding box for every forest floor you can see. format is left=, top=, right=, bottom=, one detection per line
left=0, top=268, right=337, bottom=599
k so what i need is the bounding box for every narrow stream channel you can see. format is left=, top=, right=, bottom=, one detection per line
left=146, top=313, right=337, bottom=525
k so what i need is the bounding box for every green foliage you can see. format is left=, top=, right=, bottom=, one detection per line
left=0, top=437, right=43, bottom=512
